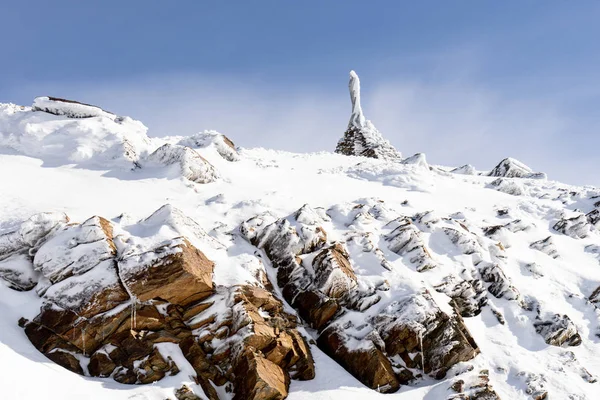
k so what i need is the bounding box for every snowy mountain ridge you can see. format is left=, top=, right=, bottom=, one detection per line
left=0, top=72, right=599, bottom=400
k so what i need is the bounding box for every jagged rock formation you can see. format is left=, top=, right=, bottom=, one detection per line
left=146, top=144, right=219, bottom=184
left=241, top=202, right=479, bottom=393
left=553, top=214, right=591, bottom=239
left=6, top=208, right=314, bottom=400
left=448, top=370, right=501, bottom=399
left=335, top=71, right=401, bottom=160
left=451, top=164, right=477, bottom=175
left=177, top=130, right=240, bottom=162
left=534, top=314, right=582, bottom=347
left=2, top=79, right=600, bottom=399
left=488, top=158, right=546, bottom=179
left=386, top=218, right=437, bottom=271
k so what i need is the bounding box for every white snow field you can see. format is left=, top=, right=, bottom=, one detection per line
left=0, top=94, right=599, bottom=400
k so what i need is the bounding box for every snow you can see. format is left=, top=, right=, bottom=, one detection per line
left=32, top=97, right=115, bottom=119
left=0, top=102, right=154, bottom=169
left=0, top=98, right=600, bottom=399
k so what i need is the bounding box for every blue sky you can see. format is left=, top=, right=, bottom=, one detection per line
left=1, top=1, right=599, bottom=185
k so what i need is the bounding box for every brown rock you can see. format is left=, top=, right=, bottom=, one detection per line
left=46, top=349, right=84, bottom=375
left=292, top=290, right=339, bottom=329
left=121, top=239, right=214, bottom=306
left=175, top=385, right=203, bottom=400
left=317, top=326, right=400, bottom=393
left=88, top=351, right=117, bottom=377
left=233, top=351, right=289, bottom=400
left=287, top=330, right=315, bottom=380
left=312, top=243, right=357, bottom=299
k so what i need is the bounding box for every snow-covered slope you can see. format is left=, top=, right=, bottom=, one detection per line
left=0, top=88, right=599, bottom=400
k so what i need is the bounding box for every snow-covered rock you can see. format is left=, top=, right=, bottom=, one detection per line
left=401, top=152, right=428, bottom=168
left=177, top=130, right=240, bottom=162
left=386, top=218, right=437, bottom=271
left=488, top=157, right=546, bottom=179
left=553, top=214, right=591, bottom=239
left=451, top=164, right=477, bottom=175
left=0, top=100, right=155, bottom=169
left=1, top=78, right=600, bottom=400
left=335, top=71, right=402, bottom=160
left=534, top=314, right=582, bottom=347
left=32, top=97, right=115, bottom=119
left=145, top=144, right=219, bottom=183
left=530, top=236, right=560, bottom=259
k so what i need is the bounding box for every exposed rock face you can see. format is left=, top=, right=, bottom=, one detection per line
left=120, top=238, right=214, bottom=306
left=178, top=130, right=240, bottom=162
left=488, top=158, right=546, bottom=179
left=11, top=208, right=313, bottom=400
left=335, top=71, right=401, bottom=160
left=187, top=285, right=314, bottom=400
left=146, top=144, right=219, bottom=184
left=240, top=207, right=339, bottom=330
left=534, top=314, right=582, bottom=347
left=435, top=275, right=487, bottom=317
left=234, top=351, right=289, bottom=400
left=587, top=209, right=600, bottom=227
left=241, top=203, right=480, bottom=393
left=371, top=293, right=479, bottom=379
left=478, top=262, right=520, bottom=300
left=386, top=218, right=437, bottom=271
left=317, top=326, right=400, bottom=393
left=312, top=243, right=358, bottom=299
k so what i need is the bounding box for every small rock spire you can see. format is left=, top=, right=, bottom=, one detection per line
left=348, top=70, right=366, bottom=128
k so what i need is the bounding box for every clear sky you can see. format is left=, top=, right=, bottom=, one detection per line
left=1, top=1, right=599, bottom=185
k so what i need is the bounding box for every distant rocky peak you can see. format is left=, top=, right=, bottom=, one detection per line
left=335, top=71, right=401, bottom=160
left=488, top=157, right=546, bottom=179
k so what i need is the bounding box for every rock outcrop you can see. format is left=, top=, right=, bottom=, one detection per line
left=553, top=214, right=591, bottom=239
left=241, top=203, right=479, bottom=393
left=5, top=208, right=313, bottom=400
left=534, top=314, right=582, bottom=347
left=32, top=96, right=115, bottom=119
left=335, top=71, right=401, bottom=160
left=488, top=158, right=546, bottom=179
left=530, top=236, right=560, bottom=259
left=178, top=130, right=240, bottom=162
left=0, top=212, right=69, bottom=290
left=1, top=98, right=153, bottom=169
left=451, top=164, right=477, bottom=175
left=386, top=218, right=437, bottom=271
left=146, top=144, right=219, bottom=184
